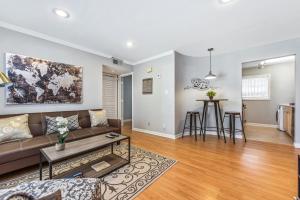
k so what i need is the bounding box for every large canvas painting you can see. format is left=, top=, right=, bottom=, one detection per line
left=5, top=53, right=83, bottom=104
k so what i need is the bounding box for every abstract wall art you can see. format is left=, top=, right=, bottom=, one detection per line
left=184, top=78, right=210, bottom=91
left=5, top=53, right=83, bottom=104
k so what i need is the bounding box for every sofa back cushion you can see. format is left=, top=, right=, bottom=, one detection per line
left=0, top=109, right=103, bottom=137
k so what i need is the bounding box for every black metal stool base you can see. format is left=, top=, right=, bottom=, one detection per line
left=201, top=101, right=226, bottom=143
left=182, top=112, right=203, bottom=141
left=223, top=112, right=247, bottom=144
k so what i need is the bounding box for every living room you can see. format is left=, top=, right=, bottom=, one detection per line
left=0, top=0, right=300, bottom=200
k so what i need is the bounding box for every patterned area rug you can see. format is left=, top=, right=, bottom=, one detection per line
left=0, top=144, right=176, bottom=200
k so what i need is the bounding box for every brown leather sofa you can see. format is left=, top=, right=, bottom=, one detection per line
left=0, top=109, right=121, bottom=176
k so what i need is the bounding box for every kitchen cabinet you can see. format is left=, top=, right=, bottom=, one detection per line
left=282, top=105, right=294, bottom=139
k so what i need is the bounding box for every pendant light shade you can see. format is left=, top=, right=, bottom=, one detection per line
left=205, top=48, right=217, bottom=80
left=0, top=71, right=11, bottom=87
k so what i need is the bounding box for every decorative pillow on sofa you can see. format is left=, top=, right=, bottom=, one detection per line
left=89, top=110, right=109, bottom=127
left=2, top=191, right=35, bottom=200
left=2, top=190, right=61, bottom=200
left=45, top=115, right=80, bottom=135
left=0, top=114, right=32, bottom=144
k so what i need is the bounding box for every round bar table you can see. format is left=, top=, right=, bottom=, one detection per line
left=196, top=99, right=228, bottom=143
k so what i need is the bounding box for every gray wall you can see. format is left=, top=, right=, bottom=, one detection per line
left=133, top=53, right=175, bottom=135
left=242, top=62, right=295, bottom=125
left=175, top=38, right=300, bottom=145
left=122, top=75, right=132, bottom=120
left=0, top=27, right=132, bottom=115
left=175, top=52, right=242, bottom=134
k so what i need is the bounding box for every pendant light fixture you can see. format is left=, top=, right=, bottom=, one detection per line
left=205, top=48, right=217, bottom=80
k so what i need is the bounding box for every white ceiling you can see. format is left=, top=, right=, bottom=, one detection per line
left=0, top=0, right=300, bottom=64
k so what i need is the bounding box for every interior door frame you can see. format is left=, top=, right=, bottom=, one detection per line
left=240, top=54, right=296, bottom=142
left=119, top=72, right=134, bottom=127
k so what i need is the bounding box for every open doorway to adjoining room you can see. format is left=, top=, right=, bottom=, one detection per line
left=241, top=55, right=296, bottom=145
left=120, top=73, right=133, bottom=131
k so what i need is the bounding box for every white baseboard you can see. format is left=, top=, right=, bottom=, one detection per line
left=132, top=128, right=177, bottom=139
left=246, top=123, right=278, bottom=128
left=123, top=119, right=132, bottom=122
left=294, top=143, right=300, bottom=148
left=178, top=131, right=242, bottom=139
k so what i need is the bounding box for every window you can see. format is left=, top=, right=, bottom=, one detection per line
left=242, top=74, right=271, bottom=100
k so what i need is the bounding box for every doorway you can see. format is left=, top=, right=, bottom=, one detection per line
left=120, top=73, right=133, bottom=131
left=241, top=55, right=295, bottom=145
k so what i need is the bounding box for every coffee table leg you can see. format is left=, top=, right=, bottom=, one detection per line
left=111, top=143, right=114, bottom=154
left=39, top=152, right=43, bottom=180
left=49, top=162, right=52, bottom=179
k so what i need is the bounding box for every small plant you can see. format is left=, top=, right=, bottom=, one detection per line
left=206, top=90, right=216, bottom=100
left=56, top=117, right=69, bottom=144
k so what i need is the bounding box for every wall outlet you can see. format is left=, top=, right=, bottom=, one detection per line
left=162, top=123, right=166, bottom=130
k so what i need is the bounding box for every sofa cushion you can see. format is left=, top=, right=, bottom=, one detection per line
left=68, top=126, right=116, bottom=140
left=89, top=126, right=119, bottom=134
left=0, top=141, right=21, bottom=164
left=0, top=136, right=51, bottom=164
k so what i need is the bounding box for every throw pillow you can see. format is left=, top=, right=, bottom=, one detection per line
left=38, top=190, right=61, bottom=200
left=0, top=114, right=32, bottom=144
left=89, top=110, right=108, bottom=127
left=3, top=190, right=61, bottom=200
left=45, top=115, right=80, bottom=135
left=3, top=191, right=35, bottom=200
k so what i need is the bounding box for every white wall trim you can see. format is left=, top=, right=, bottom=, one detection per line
left=179, top=131, right=243, bottom=139
left=131, top=51, right=174, bottom=65
left=0, top=21, right=134, bottom=65
left=123, top=119, right=132, bottom=122
left=0, top=21, right=175, bottom=66
left=120, top=72, right=134, bottom=77
left=246, top=122, right=278, bottom=128
left=294, top=143, right=300, bottom=148
left=133, top=128, right=177, bottom=139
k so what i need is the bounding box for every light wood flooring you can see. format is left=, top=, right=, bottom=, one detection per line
left=122, top=122, right=299, bottom=200
left=245, top=125, right=293, bottom=146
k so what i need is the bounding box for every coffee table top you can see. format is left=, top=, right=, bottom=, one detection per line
left=41, top=133, right=129, bottom=162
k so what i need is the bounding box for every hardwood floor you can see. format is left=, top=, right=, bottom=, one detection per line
left=245, top=125, right=293, bottom=146
left=122, top=123, right=299, bottom=200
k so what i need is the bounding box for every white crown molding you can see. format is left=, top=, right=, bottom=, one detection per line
left=0, top=21, right=116, bottom=60
left=131, top=50, right=175, bottom=65
left=0, top=21, right=175, bottom=66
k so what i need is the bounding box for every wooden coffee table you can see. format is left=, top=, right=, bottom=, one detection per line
left=39, top=133, right=130, bottom=180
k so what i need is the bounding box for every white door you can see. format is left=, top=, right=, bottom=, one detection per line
left=102, top=74, right=118, bottom=119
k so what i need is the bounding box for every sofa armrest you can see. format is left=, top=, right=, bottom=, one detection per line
left=107, top=119, right=121, bottom=133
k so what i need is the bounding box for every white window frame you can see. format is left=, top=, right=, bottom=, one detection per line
left=242, top=74, right=271, bottom=101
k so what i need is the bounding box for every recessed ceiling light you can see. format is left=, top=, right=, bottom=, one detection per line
left=126, top=41, right=133, bottom=48
left=53, top=8, right=70, bottom=18
left=219, top=0, right=234, bottom=4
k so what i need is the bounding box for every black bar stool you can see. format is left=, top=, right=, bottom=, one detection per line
left=182, top=112, right=202, bottom=141
left=223, top=111, right=247, bottom=144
